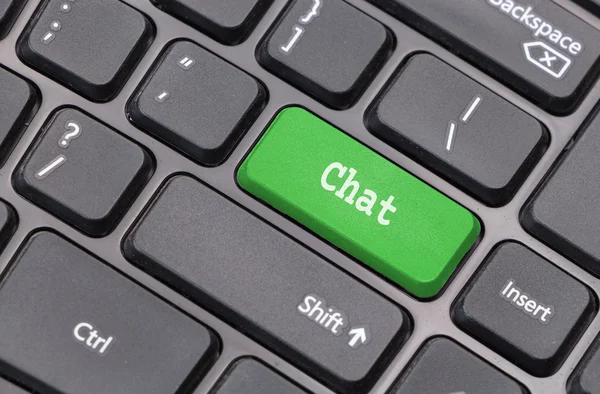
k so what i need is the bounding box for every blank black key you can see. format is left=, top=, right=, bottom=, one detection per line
left=392, top=338, right=526, bottom=394
left=369, top=0, right=600, bottom=114
left=129, top=41, right=265, bottom=166
left=569, top=338, right=600, bottom=394
left=18, top=0, right=153, bottom=101
left=0, top=67, right=39, bottom=167
left=0, top=0, right=27, bottom=39
left=14, top=108, right=153, bottom=236
left=212, top=359, right=308, bottom=394
left=151, top=0, right=272, bottom=45
left=123, top=176, right=409, bottom=394
left=453, top=242, right=595, bottom=376
left=0, top=231, right=218, bottom=394
left=522, top=110, right=600, bottom=276
left=367, top=54, right=548, bottom=206
left=0, top=378, right=30, bottom=394
left=258, top=0, right=391, bottom=109
left=0, top=200, right=16, bottom=252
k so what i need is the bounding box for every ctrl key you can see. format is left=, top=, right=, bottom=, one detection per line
left=0, top=232, right=218, bottom=394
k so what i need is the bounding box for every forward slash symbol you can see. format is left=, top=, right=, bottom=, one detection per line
left=36, top=155, right=67, bottom=180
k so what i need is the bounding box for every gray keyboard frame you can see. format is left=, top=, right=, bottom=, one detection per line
left=1, top=0, right=600, bottom=393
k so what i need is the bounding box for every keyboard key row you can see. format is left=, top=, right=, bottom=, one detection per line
left=4, top=47, right=545, bottom=244
left=8, top=0, right=600, bottom=116
left=1, top=194, right=600, bottom=392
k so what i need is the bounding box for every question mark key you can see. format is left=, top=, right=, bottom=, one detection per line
left=14, top=108, right=154, bottom=236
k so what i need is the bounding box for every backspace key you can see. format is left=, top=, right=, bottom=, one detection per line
left=369, top=0, right=600, bottom=114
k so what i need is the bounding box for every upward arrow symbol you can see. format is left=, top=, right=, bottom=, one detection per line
left=347, top=325, right=371, bottom=349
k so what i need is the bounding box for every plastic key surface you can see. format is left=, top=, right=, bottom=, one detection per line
left=523, top=110, right=600, bottom=277
left=0, top=232, right=218, bottom=394
left=368, top=0, right=600, bottom=114
left=0, top=378, right=30, bottom=394
left=212, top=359, right=308, bottom=394
left=124, top=175, right=410, bottom=394
left=0, top=67, right=39, bottom=167
left=129, top=41, right=266, bottom=166
left=14, top=108, right=153, bottom=237
left=258, top=0, right=392, bottom=109
left=238, top=107, right=480, bottom=298
left=18, top=0, right=153, bottom=101
left=570, top=338, right=600, bottom=394
left=151, top=0, right=272, bottom=44
left=368, top=54, right=548, bottom=206
left=392, top=338, right=526, bottom=394
left=454, top=242, right=595, bottom=376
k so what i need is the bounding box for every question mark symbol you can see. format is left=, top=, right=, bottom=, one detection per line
left=59, top=121, right=82, bottom=148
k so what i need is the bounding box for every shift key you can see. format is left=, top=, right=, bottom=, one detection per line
left=124, top=176, right=410, bottom=394
left=368, top=0, right=600, bottom=114
left=238, top=107, right=480, bottom=298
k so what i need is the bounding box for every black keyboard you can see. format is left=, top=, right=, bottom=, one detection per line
left=1, top=1, right=600, bottom=393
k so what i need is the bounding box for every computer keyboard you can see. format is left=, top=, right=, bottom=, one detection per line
left=1, top=0, right=600, bottom=393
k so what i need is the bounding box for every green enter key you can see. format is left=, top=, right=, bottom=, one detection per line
left=238, top=107, right=480, bottom=298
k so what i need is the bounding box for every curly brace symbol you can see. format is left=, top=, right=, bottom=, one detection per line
left=299, top=0, right=322, bottom=24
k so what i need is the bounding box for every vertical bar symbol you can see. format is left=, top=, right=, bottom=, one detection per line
left=445, top=121, right=457, bottom=152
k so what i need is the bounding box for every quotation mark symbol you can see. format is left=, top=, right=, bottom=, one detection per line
left=178, top=56, right=195, bottom=70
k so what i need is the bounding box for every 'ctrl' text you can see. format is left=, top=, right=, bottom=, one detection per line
left=73, top=322, right=115, bottom=355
